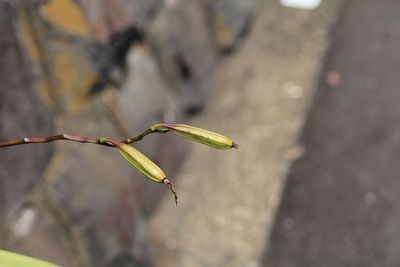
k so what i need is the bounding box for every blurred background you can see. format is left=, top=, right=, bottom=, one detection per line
left=1, top=0, right=400, bottom=266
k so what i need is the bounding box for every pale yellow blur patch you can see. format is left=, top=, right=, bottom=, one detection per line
left=52, top=42, right=97, bottom=112
left=214, top=14, right=234, bottom=49
left=17, top=1, right=97, bottom=113
left=40, top=0, right=89, bottom=37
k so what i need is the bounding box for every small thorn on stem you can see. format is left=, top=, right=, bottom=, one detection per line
left=163, top=178, right=178, bottom=206
left=232, top=142, right=239, bottom=149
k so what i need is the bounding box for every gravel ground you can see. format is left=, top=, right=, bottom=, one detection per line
left=149, top=1, right=343, bottom=267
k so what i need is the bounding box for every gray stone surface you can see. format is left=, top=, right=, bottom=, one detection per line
left=6, top=205, right=76, bottom=267
left=1, top=0, right=189, bottom=265
left=208, top=0, right=256, bottom=51
left=0, top=1, right=54, bottom=216
left=264, top=1, right=400, bottom=266
left=149, top=0, right=217, bottom=114
left=81, top=0, right=161, bottom=42
left=150, top=1, right=343, bottom=267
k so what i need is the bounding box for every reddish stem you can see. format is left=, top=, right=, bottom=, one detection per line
left=0, top=129, right=157, bottom=148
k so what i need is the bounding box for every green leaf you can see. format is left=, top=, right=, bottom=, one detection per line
left=0, top=249, right=59, bottom=267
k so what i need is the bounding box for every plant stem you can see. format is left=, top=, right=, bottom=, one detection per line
left=0, top=129, right=157, bottom=148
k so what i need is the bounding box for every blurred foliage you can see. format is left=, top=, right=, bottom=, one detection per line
left=0, top=249, right=59, bottom=267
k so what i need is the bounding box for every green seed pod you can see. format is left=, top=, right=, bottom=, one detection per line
left=103, top=138, right=165, bottom=183
left=100, top=137, right=178, bottom=205
left=151, top=123, right=238, bottom=149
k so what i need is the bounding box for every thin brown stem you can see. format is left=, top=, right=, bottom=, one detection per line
left=0, top=129, right=163, bottom=148
left=163, top=178, right=178, bottom=206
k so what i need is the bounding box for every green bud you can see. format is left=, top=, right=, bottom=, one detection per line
left=151, top=123, right=238, bottom=149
